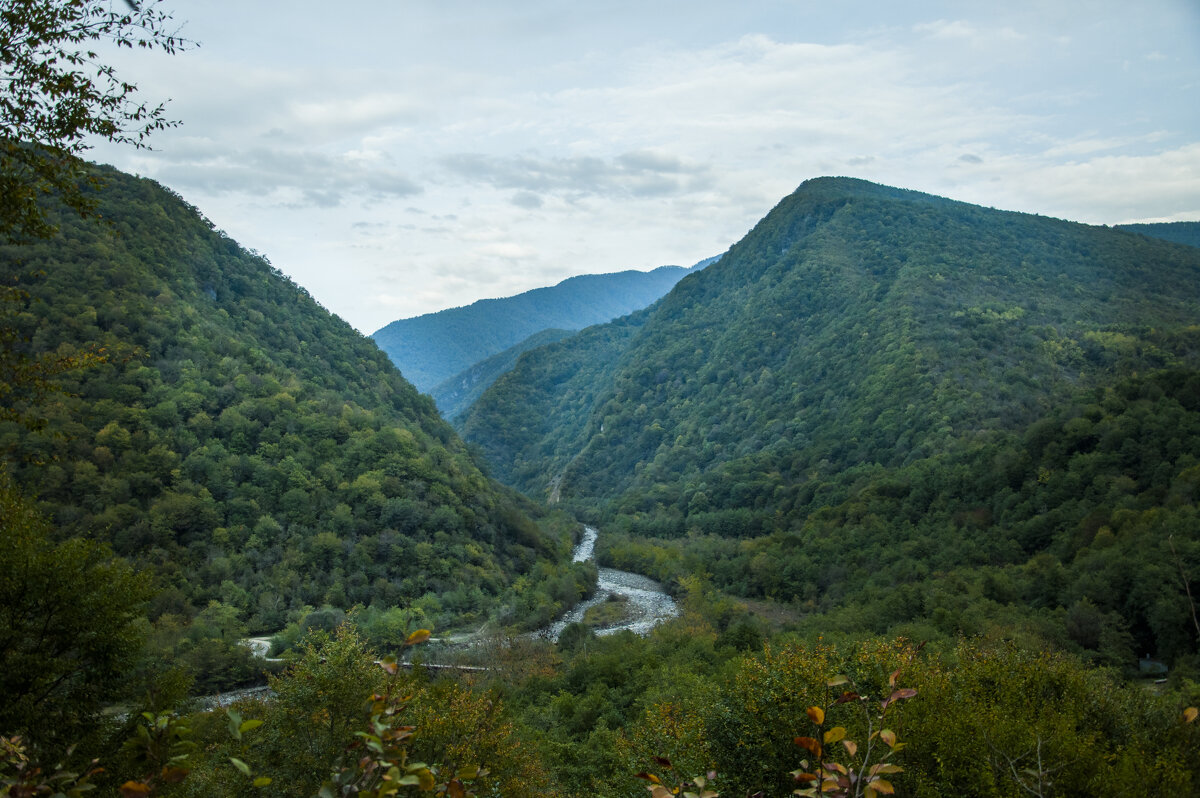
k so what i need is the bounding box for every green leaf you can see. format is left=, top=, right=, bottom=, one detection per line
left=229, top=757, right=251, bottom=776
left=238, top=719, right=263, bottom=734
left=252, top=776, right=272, bottom=788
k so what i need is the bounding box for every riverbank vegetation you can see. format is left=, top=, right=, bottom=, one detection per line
left=5, top=581, right=1197, bottom=797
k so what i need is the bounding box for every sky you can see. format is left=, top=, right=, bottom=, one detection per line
left=91, top=0, right=1200, bottom=333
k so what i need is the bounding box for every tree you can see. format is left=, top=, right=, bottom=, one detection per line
left=0, top=0, right=191, bottom=240
left=0, top=467, right=151, bottom=750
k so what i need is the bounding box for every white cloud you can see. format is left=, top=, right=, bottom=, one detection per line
left=87, top=1, right=1200, bottom=332
left=913, top=19, right=977, bottom=39
left=1024, top=142, right=1200, bottom=222
left=475, top=242, right=539, bottom=260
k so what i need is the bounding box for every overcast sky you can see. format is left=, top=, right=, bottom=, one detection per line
left=92, top=0, right=1200, bottom=333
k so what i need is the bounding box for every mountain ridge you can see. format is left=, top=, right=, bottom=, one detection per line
left=372, top=258, right=715, bottom=392
left=458, top=175, right=1200, bottom=666
left=431, top=327, right=576, bottom=422
left=0, top=166, right=571, bottom=637
left=463, top=176, right=1200, bottom=508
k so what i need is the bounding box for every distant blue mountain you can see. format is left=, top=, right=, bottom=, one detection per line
left=372, top=258, right=717, bottom=393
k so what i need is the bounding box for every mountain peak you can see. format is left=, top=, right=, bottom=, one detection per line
left=463, top=180, right=1200, bottom=508
left=788, top=175, right=960, bottom=208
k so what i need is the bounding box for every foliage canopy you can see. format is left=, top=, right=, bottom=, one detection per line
left=0, top=0, right=189, bottom=239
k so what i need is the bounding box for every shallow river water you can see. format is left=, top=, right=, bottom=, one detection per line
left=228, top=524, right=678, bottom=698
left=541, top=526, right=679, bottom=641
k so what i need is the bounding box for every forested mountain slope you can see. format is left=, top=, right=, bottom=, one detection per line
left=0, top=166, right=565, bottom=635
left=465, top=177, right=1200, bottom=507
left=1118, top=220, right=1200, bottom=249
left=432, top=327, right=576, bottom=422
left=372, top=258, right=714, bottom=392
left=460, top=177, right=1200, bottom=662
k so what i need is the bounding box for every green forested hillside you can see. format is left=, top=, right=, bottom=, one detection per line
left=462, top=177, right=1200, bottom=663
left=432, top=327, right=575, bottom=422
left=372, top=259, right=714, bottom=392
left=3, top=170, right=1198, bottom=798
left=0, top=167, right=575, bottom=639
left=466, top=178, right=1200, bottom=505
left=1118, top=220, right=1200, bottom=249
left=460, top=309, right=651, bottom=496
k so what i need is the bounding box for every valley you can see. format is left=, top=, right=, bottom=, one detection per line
left=3, top=168, right=1199, bottom=797
left=4, top=2, right=1200, bottom=794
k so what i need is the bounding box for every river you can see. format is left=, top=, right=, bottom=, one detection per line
left=234, top=524, right=677, bottom=677
left=541, top=525, right=679, bottom=641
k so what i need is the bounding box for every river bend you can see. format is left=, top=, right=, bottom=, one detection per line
left=542, top=526, right=678, bottom=641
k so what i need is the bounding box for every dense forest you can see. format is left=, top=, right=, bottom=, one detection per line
left=0, top=168, right=595, bottom=697
left=461, top=177, right=1200, bottom=665
left=432, top=327, right=575, bottom=422
left=3, top=170, right=1199, bottom=797
left=372, top=259, right=712, bottom=392
left=1118, top=220, right=1200, bottom=249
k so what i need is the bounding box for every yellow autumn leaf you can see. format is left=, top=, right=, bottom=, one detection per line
left=806, top=706, right=825, bottom=725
